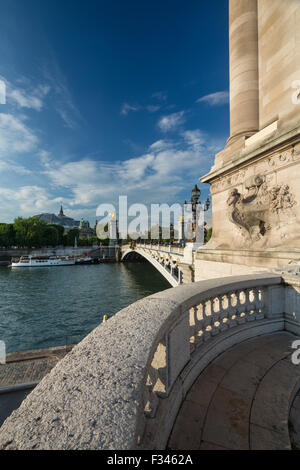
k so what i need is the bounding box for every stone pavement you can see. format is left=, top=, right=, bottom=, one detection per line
left=0, top=346, right=72, bottom=428
left=168, top=332, right=300, bottom=450
left=0, top=346, right=71, bottom=389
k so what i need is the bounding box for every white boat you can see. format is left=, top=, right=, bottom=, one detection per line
left=10, top=255, right=76, bottom=268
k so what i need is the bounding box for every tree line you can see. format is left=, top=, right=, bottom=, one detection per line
left=0, top=216, right=212, bottom=249
left=0, top=217, right=104, bottom=249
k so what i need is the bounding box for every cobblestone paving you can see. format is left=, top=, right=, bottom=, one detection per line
left=168, top=332, right=300, bottom=450
left=0, top=347, right=70, bottom=388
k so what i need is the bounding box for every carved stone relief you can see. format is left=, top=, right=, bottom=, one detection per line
left=210, top=144, right=300, bottom=196
left=226, top=175, right=297, bottom=243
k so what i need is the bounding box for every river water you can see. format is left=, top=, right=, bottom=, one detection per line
left=0, top=263, right=170, bottom=353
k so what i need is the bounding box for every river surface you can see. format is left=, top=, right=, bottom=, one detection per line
left=0, top=263, right=170, bottom=353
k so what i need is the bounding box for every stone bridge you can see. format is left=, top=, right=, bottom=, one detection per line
left=1, top=271, right=300, bottom=449
left=121, top=243, right=195, bottom=286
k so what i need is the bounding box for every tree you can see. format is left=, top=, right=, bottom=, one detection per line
left=205, top=227, right=212, bottom=243
left=0, top=224, right=16, bottom=247
left=48, top=224, right=64, bottom=245
left=63, top=228, right=79, bottom=247
left=13, top=217, right=65, bottom=248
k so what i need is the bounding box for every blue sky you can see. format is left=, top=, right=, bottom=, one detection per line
left=0, top=0, right=229, bottom=224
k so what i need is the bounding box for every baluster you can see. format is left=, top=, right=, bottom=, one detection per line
left=194, top=303, right=204, bottom=345
left=189, top=307, right=197, bottom=352
left=247, top=288, right=256, bottom=321
left=244, top=288, right=252, bottom=322
left=228, top=292, right=238, bottom=327
left=211, top=297, right=221, bottom=336
left=255, top=287, right=265, bottom=320
left=237, top=290, right=247, bottom=324
left=219, top=294, right=229, bottom=331
left=202, top=299, right=212, bottom=341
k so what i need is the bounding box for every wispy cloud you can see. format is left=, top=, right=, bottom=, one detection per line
left=42, top=58, right=82, bottom=129
left=0, top=76, right=50, bottom=111
left=152, top=91, right=167, bottom=102
left=196, top=90, right=229, bottom=106
left=120, top=102, right=141, bottom=116
left=121, top=102, right=161, bottom=116
left=157, top=111, right=186, bottom=132
left=146, top=105, right=160, bottom=113
left=9, top=85, right=50, bottom=111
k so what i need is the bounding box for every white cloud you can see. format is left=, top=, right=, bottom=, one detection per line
left=0, top=76, right=50, bottom=111
left=158, top=111, right=186, bottom=132
left=0, top=127, right=226, bottom=223
left=149, top=140, right=174, bottom=152
left=182, top=129, right=206, bottom=150
left=197, top=91, right=229, bottom=106
left=41, top=129, right=224, bottom=209
left=0, top=185, right=59, bottom=220
left=9, top=85, right=50, bottom=111
left=0, top=160, right=32, bottom=175
left=0, top=113, right=38, bottom=156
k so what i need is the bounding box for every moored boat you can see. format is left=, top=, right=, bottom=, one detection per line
left=74, top=256, right=93, bottom=265
left=10, top=255, right=76, bottom=268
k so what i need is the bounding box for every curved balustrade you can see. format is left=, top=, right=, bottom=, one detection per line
left=2, top=272, right=297, bottom=450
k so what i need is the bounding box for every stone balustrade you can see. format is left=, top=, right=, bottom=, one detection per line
left=1, top=272, right=300, bottom=450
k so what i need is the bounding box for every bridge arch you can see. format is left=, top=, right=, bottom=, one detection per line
left=121, top=248, right=179, bottom=287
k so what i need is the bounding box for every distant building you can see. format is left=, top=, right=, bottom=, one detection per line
left=36, top=206, right=97, bottom=239
left=78, top=218, right=95, bottom=240
left=36, top=206, right=80, bottom=229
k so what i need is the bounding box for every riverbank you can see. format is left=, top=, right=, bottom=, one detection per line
left=0, top=245, right=119, bottom=266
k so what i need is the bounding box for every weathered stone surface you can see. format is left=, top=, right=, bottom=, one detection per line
left=0, top=297, right=178, bottom=450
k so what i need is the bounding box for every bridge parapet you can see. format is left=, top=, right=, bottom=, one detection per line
left=2, top=272, right=300, bottom=450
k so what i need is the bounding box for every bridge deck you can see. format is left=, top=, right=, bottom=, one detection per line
left=168, top=332, right=300, bottom=450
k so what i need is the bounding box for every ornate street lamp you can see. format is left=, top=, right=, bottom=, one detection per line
left=189, top=185, right=211, bottom=242
left=191, top=184, right=201, bottom=204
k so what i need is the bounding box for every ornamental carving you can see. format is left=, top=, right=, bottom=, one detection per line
left=226, top=175, right=296, bottom=241
left=210, top=144, right=300, bottom=195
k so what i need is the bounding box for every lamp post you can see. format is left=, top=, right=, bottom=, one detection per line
left=190, top=185, right=210, bottom=243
